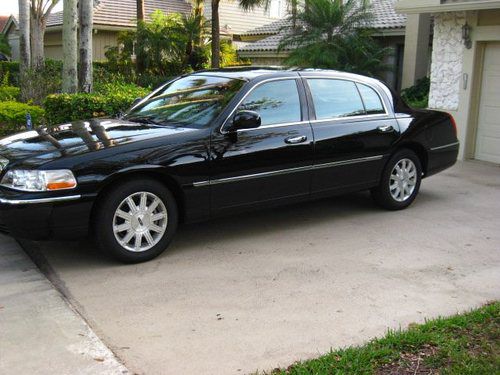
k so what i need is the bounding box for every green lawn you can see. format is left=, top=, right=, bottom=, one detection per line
left=268, top=302, right=499, bottom=375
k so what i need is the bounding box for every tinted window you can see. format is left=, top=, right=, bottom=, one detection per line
left=124, top=75, right=245, bottom=127
left=308, top=79, right=365, bottom=120
left=238, top=80, right=301, bottom=126
left=357, top=83, right=385, bottom=114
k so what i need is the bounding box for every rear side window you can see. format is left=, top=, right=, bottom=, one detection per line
left=238, top=79, right=301, bottom=126
left=307, top=79, right=365, bottom=120
left=357, top=83, right=386, bottom=114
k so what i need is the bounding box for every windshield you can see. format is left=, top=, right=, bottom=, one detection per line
left=123, top=75, right=245, bottom=127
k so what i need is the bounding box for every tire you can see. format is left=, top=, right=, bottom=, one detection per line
left=371, top=149, right=422, bottom=210
left=94, top=178, right=178, bottom=263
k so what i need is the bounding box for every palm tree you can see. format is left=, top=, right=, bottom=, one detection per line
left=18, top=0, right=31, bottom=100
left=239, top=0, right=300, bottom=27
left=79, top=0, right=93, bottom=92
left=180, top=11, right=210, bottom=70
left=210, top=0, right=266, bottom=68
left=30, top=0, right=61, bottom=70
left=62, top=0, right=78, bottom=93
left=137, top=0, right=145, bottom=21
left=278, top=0, right=391, bottom=78
left=210, top=0, right=221, bottom=68
left=136, top=0, right=146, bottom=73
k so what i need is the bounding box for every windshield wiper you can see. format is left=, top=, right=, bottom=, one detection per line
left=125, top=116, right=165, bottom=126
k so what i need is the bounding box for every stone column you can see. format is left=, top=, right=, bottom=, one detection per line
left=401, top=13, right=431, bottom=89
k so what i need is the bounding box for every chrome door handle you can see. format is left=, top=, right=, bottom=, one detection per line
left=285, top=135, right=307, bottom=144
left=378, top=125, right=394, bottom=133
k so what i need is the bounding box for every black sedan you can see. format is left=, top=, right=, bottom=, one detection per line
left=0, top=68, right=459, bottom=262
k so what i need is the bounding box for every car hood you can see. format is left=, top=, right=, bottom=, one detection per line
left=0, top=118, right=197, bottom=167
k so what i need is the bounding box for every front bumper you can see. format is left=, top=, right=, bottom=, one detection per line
left=0, top=190, right=93, bottom=240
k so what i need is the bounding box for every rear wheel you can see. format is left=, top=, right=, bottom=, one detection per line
left=94, top=179, right=178, bottom=263
left=371, top=149, right=422, bottom=210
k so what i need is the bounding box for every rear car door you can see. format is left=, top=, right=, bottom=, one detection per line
left=302, top=76, right=400, bottom=195
left=209, top=77, right=314, bottom=213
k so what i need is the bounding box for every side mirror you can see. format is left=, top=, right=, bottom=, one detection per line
left=131, top=97, right=142, bottom=108
left=229, top=110, right=261, bottom=131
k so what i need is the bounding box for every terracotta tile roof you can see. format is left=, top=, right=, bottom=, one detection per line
left=242, top=0, right=406, bottom=36
left=0, top=16, right=9, bottom=33
left=47, top=0, right=191, bottom=29
left=238, top=0, right=407, bottom=53
left=239, top=33, right=289, bottom=53
left=370, top=0, right=406, bottom=29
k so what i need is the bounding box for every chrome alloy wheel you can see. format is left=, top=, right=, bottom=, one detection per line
left=389, top=158, right=417, bottom=202
left=112, top=192, right=168, bottom=252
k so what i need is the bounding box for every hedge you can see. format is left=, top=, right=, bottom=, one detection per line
left=0, top=101, right=45, bottom=136
left=0, top=61, right=20, bottom=86
left=0, top=85, right=20, bottom=101
left=44, top=85, right=148, bottom=125
left=401, top=77, right=429, bottom=109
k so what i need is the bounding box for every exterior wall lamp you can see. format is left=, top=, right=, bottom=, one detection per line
left=462, top=22, right=472, bottom=49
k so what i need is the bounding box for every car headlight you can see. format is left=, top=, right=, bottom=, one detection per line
left=0, top=169, right=77, bottom=192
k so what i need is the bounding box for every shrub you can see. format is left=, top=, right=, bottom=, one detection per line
left=44, top=84, right=148, bottom=125
left=0, top=61, right=20, bottom=86
left=401, top=77, right=430, bottom=109
left=0, top=85, right=20, bottom=101
left=0, top=34, right=11, bottom=57
left=20, top=61, right=63, bottom=104
left=0, top=101, right=45, bottom=136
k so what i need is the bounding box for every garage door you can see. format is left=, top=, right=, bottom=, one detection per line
left=475, top=42, right=500, bottom=164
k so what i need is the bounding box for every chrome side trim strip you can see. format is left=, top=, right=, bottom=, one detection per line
left=309, top=113, right=389, bottom=125
left=193, top=155, right=384, bottom=187
left=430, top=141, right=459, bottom=151
left=312, top=155, right=384, bottom=169
left=0, top=195, right=82, bottom=205
left=234, top=121, right=310, bottom=132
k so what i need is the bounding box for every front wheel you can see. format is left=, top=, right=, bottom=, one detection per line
left=371, top=149, right=422, bottom=210
left=94, top=179, right=178, bottom=263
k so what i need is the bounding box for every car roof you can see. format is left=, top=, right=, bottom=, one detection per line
left=185, top=67, right=394, bottom=110
left=191, top=66, right=292, bottom=81
left=191, top=67, right=385, bottom=86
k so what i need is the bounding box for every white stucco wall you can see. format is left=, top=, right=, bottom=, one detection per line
left=428, top=12, right=466, bottom=110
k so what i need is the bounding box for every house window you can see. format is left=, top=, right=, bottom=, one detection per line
left=269, top=0, right=284, bottom=18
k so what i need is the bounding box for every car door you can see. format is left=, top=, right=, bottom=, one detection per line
left=209, top=77, right=314, bottom=213
left=302, top=76, right=400, bottom=195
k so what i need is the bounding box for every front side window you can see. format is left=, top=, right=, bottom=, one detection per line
left=124, top=75, right=245, bottom=127
left=308, top=79, right=365, bottom=120
left=237, top=80, right=301, bottom=126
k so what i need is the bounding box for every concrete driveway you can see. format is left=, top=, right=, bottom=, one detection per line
left=20, top=161, right=500, bottom=375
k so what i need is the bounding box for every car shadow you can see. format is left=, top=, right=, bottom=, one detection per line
left=20, top=189, right=445, bottom=270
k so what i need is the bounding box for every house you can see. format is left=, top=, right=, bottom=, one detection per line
left=43, top=0, right=192, bottom=61
left=2, top=0, right=287, bottom=62
left=0, top=16, right=9, bottom=33
left=397, top=0, right=500, bottom=163
left=1, top=15, right=20, bottom=60
left=236, top=0, right=411, bottom=91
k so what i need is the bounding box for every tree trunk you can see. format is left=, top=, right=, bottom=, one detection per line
left=30, top=0, right=60, bottom=71
left=30, top=16, right=46, bottom=70
left=194, top=0, right=204, bottom=47
left=136, top=0, right=146, bottom=74
left=211, top=0, right=220, bottom=69
left=18, top=0, right=31, bottom=100
left=62, top=0, right=78, bottom=93
left=137, top=0, right=145, bottom=21
left=79, top=0, right=93, bottom=93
